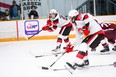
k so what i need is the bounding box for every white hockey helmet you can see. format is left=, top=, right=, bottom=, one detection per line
left=68, top=9, right=78, bottom=18
left=50, top=9, right=57, bottom=14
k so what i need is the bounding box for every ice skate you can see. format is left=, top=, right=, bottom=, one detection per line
left=100, top=45, right=110, bottom=53
left=112, top=46, right=116, bottom=51
left=52, top=44, right=61, bottom=53
left=91, top=48, right=96, bottom=52
left=84, top=59, right=89, bottom=66
left=66, top=59, right=89, bottom=70
left=66, top=62, right=78, bottom=70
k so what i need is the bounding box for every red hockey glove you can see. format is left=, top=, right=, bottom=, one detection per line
left=83, top=30, right=90, bottom=35
left=42, top=26, right=49, bottom=31
left=66, top=43, right=74, bottom=53
left=46, top=20, right=52, bottom=26
left=82, top=25, right=90, bottom=35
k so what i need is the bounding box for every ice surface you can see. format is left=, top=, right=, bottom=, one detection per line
left=0, top=39, right=116, bottom=77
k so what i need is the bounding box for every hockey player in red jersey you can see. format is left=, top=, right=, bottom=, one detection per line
left=100, top=22, right=116, bottom=52
left=65, top=10, right=107, bottom=70
left=42, top=9, right=72, bottom=52
left=91, top=20, right=116, bottom=53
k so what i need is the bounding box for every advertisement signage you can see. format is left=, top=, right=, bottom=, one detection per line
left=24, top=20, right=39, bottom=35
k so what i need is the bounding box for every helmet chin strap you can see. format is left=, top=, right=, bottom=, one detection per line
left=70, top=16, right=76, bottom=23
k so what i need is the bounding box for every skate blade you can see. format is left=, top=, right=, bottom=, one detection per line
left=64, top=65, right=73, bottom=74
left=100, top=52, right=110, bottom=55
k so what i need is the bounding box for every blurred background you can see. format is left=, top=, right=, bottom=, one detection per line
left=0, top=0, right=116, bottom=20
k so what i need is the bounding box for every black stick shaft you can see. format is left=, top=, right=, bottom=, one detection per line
left=50, top=52, right=65, bottom=67
left=28, top=30, right=42, bottom=40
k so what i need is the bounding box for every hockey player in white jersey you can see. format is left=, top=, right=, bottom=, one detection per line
left=65, top=10, right=106, bottom=70
left=42, top=9, right=72, bottom=52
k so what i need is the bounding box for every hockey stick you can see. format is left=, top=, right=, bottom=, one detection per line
left=28, top=30, right=42, bottom=40
left=35, top=51, right=64, bottom=58
left=40, top=61, right=116, bottom=71
left=50, top=52, right=66, bottom=67
left=41, top=52, right=66, bottom=70
left=40, top=66, right=71, bottom=71
left=35, top=49, right=78, bottom=58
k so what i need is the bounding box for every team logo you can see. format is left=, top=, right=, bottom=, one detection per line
left=24, top=20, right=39, bottom=35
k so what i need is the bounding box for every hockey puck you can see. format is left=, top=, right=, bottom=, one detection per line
left=42, top=66, right=49, bottom=70
left=55, top=55, right=58, bottom=57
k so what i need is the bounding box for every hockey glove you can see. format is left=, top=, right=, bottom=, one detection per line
left=83, top=29, right=90, bottom=35
left=42, top=26, right=49, bottom=31
left=46, top=20, right=52, bottom=26
left=66, top=43, right=74, bottom=53
left=82, top=25, right=90, bottom=35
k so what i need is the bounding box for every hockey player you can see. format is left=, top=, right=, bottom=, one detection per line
left=91, top=20, right=116, bottom=53
left=65, top=10, right=106, bottom=70
left=42, top=9, right=72, bottom=52
left=100, top=22, right=116, bottom=52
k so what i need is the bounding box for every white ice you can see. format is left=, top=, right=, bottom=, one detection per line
left=0, top=39, right=116, bottom=77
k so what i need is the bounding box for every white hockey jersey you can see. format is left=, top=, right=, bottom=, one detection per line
left=51, top=14, right=71, bottom=28
left=75, top=13, right=102, bottom=35
left=72, top=13, right=104, bottom=46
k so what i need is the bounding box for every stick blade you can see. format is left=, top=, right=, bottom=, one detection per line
left=113, top=62, right=116, bottom=67
left=42, top=66, right=49, bottom=70
left=35, top=55, right=44, bottom=58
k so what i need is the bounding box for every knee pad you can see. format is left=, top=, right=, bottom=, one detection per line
left=58, top=34, right=68, bottom=39
left=78, top=43, right=88, bottom=52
